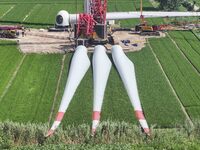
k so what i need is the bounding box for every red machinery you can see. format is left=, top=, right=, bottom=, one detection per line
left=0, top=25, right=22, bottom=31
left=77, top=13, right=96, bottom=36
left=91, top=0, right=107, bottom=24
left=76, top=0, right=107, bottom=44
left=0, top=25, right=23, bottom=38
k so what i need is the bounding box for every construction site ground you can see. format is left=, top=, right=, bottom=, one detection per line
left=2, top=28, right=166, bottom=54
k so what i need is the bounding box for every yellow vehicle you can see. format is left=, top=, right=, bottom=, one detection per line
left=0, top=30, right=17, bottom=38
left=135, top=0, right=160, bottom=36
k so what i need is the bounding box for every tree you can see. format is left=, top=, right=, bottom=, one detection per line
left=158, top=0, right=183, bottom=11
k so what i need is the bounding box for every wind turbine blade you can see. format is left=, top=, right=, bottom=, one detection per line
left=111, top=45, right=150, bottom=135
left=92, top=45, right=112, bottom=135
left=46, top=45, right=90, bottom=137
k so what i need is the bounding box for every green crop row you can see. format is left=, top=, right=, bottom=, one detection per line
left=169, top=31, right=200, bottom=73
left=0, top=54, right=62, bottom=123
left=1, top=4, right=34, bottom=22
left=149, top=37, right=200, bottom=108
left=0, top=41, right=23, bottom=98
left=0, top=5, right=14, bottom=18
left=25, top=4, right=77, bottom=25
left=180, top=31, right=200, bottom=55
left=186, top=106, right=200, bottom=122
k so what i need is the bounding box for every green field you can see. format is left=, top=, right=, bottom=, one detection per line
left=0, top=0, right=200, bottom=149
left=0, top=5, right=14, bottom=18
left=169, top=31, right=200, bottom=73
left=149, top=36, right=200, bottom=106
left=0, top=41, right=23, bottom=98
left=50, top=46, right=186, bottom=127
left=0, top=44, right=186, bottom=127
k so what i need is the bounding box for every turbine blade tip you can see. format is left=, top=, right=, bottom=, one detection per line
left=144, top=128, right=151, bottom=136
left=45, top=129, right=54, bottom=137
left=91, top=128, right=96, bottom=136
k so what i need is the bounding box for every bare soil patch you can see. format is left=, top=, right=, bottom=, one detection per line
left=3, top=29, right=166, bottom=54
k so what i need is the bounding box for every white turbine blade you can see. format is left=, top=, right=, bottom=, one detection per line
left=106, top=11, right=200, bottom=20
left=46, top=45, right=90, bottom=137
left=111, top=45, right=150, bottom=135
left=70, top=11, right=200, bottom=23
left=92, top=45, right=112, bottom=135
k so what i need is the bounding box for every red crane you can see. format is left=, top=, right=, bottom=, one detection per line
left=76, top=0, right=107, bottom=38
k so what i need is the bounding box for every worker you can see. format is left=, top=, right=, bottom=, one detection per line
left=16, top=30, right=19, bottom=37
left=22, top=30, right=25, bottom=37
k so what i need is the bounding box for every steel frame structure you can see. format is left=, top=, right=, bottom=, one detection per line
left=76, top=0, right=107, bottom=37
left=91, top=0, right=107, bottom=24
left=77, top=13, right=96, bottom=36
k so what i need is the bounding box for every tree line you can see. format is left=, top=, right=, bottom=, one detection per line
left=156, top=0, right=197, bottom=11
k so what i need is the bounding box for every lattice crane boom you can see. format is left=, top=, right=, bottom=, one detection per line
left=76, top=0, right=107, bottom=38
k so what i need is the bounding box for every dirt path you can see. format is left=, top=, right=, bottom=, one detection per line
left=48, top=55, right=66, bottom=124
left=147, top=39, right=194, bottom=128
left=0, top=55, right=26, bottom=103
left=167, top=33, right=200, bottom=76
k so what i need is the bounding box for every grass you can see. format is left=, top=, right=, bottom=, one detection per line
left=25, top=3, right=83, bottom=25
left=0, top=54, right=63, bottom=123
left=149, top=37, right=200, bottom=118
left=1, top=4, right=34, bottom=22
left=169, top=31, right=200, bottom=73
left=0, top=41, right=23, bottom=98
left=0, top=5, right=14, bottom=18
left=1, top=121, right=200, bottom=149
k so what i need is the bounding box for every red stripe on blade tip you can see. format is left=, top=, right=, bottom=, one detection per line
left=56, top=112, right=64, bottom=121
left=46, top=129, right=54, bottom=137
left=135, top=110, right=145, bottom=120
left=92, top=111, right=101, bottom=120
left=144, top=128, right=150, bottom=135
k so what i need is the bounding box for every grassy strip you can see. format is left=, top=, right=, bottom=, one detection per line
left=186, top=107, right=200, bottom=122
left=1, top=121, right=200, bottom=149
left=0, top=5, right=14, bottom=17
left=0, top=54, right=62, bottom=123
left=169, top=31, right=200, bottom=73
left=149, top=37, right=200, bottom=107
left=0, top=41, right=23, bottom=97
left=181, top=31, right=200, bottom=55
left=25, top=3, right=83, bottom=25
left=50, top=46, right=185, bottom=127
left=1, top=4, right=35, bottom=22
